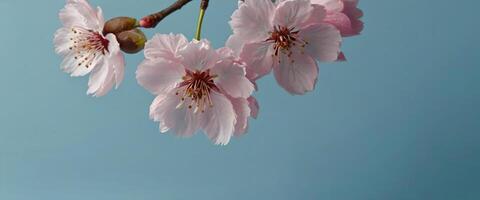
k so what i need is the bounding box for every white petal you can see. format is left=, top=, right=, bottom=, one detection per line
left=136, top=59, right=184, bottom=95
left=144, top=33, right=188, bottom=61
left=59, top=53, right=79, bottom=74
left=302, top=4, right=327, bottom=26
left=70, top=54, right=101, bottom=77
left=110, top=51, right=124, bottom=89
left=216, top=47, right=235, bottom=60
left=239, top=42, right=275, bottom=81
left=211, top=60, right=254, bottom=99
left=93, top=66, right=116, bottom=97
left=225, top=34, right=244, bottom=57
left=201, top=93, right=236, bottom=145
left=149, top=92, right=200, bottom=137
left=53, top=28, right=72, bottom=56
left=273, top=0, right=313, bottom=28
left=85, top=48, right=119, bottom=97
left=105, top=34, right=125, bottom=88
left=299, top=23, right=342, bottom=62
left=273, top=52, right=318, bottom=95
left=178, top=39, right=219, bottom=71
left=96, top=6, right=105, bottom=25
left=229, top=0, right=275, bottom=44
left=87, top=58, right=111, bottom=96
left=311, top=0, right=344, bottom=12
left=59, top=0, right=102, bottom=30
left=229, top=97, right=251, bottom=136
left=105, top=34, right=120, bottom=54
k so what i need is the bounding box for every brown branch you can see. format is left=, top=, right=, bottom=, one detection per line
left=139, top=0, right=193, bottom=28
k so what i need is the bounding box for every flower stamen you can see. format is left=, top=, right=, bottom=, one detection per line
left=266, top=25, right=308, bottom=63
left=69, top=27, right=110, bottom=68
left=176, top=69, right=220, bottom=113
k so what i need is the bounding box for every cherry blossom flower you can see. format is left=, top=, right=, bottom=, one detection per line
left=227, top=0, right=342, bottom=95
left=310, top=0, right=364, bottom=37
left=136, top=33, right=255, bottom=145
left=54, top=0, right=125, bottom=97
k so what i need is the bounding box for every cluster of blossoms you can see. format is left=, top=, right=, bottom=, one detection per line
left=54, top=0, right=363, bottom=145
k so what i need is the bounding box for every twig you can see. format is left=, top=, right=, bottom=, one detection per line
left=140, top=0, right=193, bottom=28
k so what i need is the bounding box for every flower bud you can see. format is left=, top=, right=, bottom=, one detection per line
left=103, top=17, right=138, bottom=35
left=139, top=17, right=156, bottom=28
left=116, top=29, right=146, bottom=54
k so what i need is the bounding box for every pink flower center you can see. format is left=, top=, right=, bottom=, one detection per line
left=175, top=69, right=220, bottom=113
left=266, top=26, right=308, bottom=59
left=69, top=27, right=110, bottom=68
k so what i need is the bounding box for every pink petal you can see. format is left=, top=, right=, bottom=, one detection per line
left=302, top=4, right=327, bottom=26
left=211, top=61, right=254, bottom=99
left=86, top=58, right=107, bottom=94
left=343, top=0, right=363, bottom=18
left=105, top=33, right=125, bottom=88
left=87, top=58, right=115, bottom=97
left=85, top=36, right=124, bottom=97
left=68, top=0, right=94, bottom=9
left=247, top=96, right=259, bottom=119
left=311, top=0, right=344, bottom=12
left=273, top=52, right=318, bottom=95
left=312, top=0, right=363, bottom=36
left=299, top=23, right=341, bottom=62
left=150, top=92, right=201, bottom=137
left=229, top=0, right=274, bottom=45
left=59, top=0, right=102, bottom=30
left=349, top=17, right=364, bottom=36
left=323, top=12, right=353, bottom=37
left=144, top=33, right=188, bottom=61
left=225, top=34, right=244, bottom=56
left=341, top=0, right=364, bottom=36
left=95, top=6, right=105, bottom=25
left=348, top=19, right=364, bottom=36
left=111, top=52, right=125, bottom=89
left=69, top=54, right=101, bottom=77
left=93, top=66, right=116, bottom=97
left=229, top=97, right=251, bottom=136
left=178, top=39, right=219, bottom=71
left=216, top=47, right=235, bottom=60
left=200, top=93, right=236, bottom=145
left=273, top=0, right=313, bottom=28
left=53, top=28, right=72, bottom=56
left=239, top=42, right=274, bottom=81
left=136, top=59, right=185, bottom=95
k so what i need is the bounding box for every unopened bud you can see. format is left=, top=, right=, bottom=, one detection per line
left=139, top=17, right=156, bottom=28
left=116, top=29, right=146, bottom=54
left=103, top=17, right=138, bottom=35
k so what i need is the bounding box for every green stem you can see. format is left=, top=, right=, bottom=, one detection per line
left=195, top=9, right=206, bottom=40
left=195, top=0, right=209, bottom=40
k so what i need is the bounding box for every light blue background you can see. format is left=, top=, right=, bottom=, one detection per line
left=1, top=0, right=479, bottom=199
